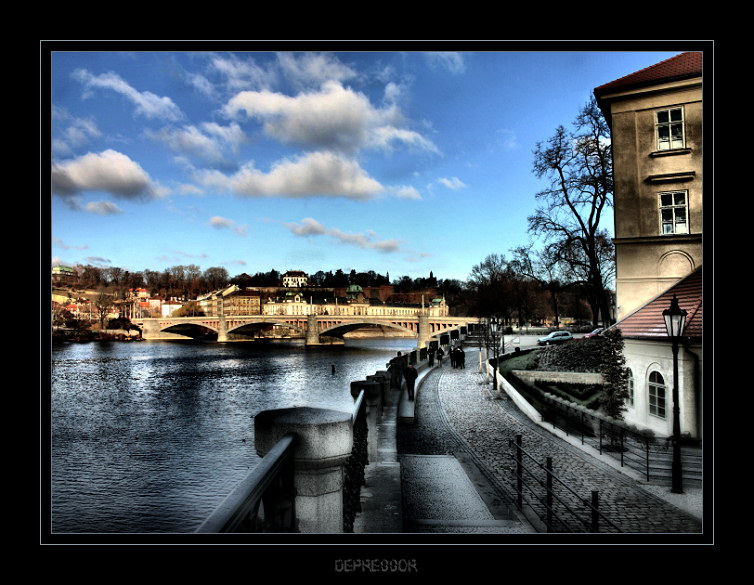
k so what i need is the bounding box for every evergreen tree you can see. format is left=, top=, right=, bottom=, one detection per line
left=597, top=328, right=629, bottom=419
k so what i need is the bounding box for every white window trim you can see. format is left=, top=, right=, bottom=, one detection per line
left=656, top=106, right=686, bottom=151
left=659, top=190, right=689, bottom=235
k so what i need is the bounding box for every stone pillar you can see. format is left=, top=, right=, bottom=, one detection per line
left=305, top=314, right=320, bottom=346
left=417, top=314, right=430, bottom=349
left=351, top=379, right=382, bottom=465
left=254, top=407, right=353, bottom=533
left=217, top=314, right=228, bottom=342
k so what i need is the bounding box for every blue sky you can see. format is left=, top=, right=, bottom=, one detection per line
left=49, top=46, right=684, bottom=283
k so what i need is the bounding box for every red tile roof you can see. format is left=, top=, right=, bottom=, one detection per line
left=615, top=267, right=702, bottom=340
left=594, top=52, right=703, bottom=94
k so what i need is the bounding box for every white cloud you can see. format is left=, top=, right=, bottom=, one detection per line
left=284, top=217, right=402, bottom=253
left=148, top=122, right=246, bottom=164
left=424, top=52, right=466, bottom=74
left=196, top=151, right=383, bottom=200
left=209, top=215, right=248, bottom=236
left=83, top=200, right=123, bottom=215
left=51, top=149, right=160, bottom=200
left=223, top=80, right=437, bottom=155
left=276, top=52, right=357, bottom=90
left=438, top=177, right=467, bottom=190
left=392, top=185, right=422, bottom=200
left=72, top=68, right=184, bottom=121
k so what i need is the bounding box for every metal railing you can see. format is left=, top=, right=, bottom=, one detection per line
left=508, top=434, right=622, bottom=533
left=195, top=432, right=298, bottom=533
left=538, top=394, right=701, bottom=485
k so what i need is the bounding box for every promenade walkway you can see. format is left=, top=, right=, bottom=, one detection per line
left=355, top=361, right=704, bottom=536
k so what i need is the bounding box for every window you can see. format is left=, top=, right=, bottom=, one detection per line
left=659, top=191, right=689, bottom=234
left=627, top=369, right=635, bottom=407
left=656, top=107, right=685, bottom=150
left=648, top=371, right=666, bottom=419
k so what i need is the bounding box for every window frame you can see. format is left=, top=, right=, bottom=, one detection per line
left=659, top=190, right=689, bottom=235
left=648, top=371, right=667, bottom=419
left=656, top=106, right=685, bottom=151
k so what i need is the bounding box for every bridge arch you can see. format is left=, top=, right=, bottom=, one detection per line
left=319, top=319, right=417, bottom=339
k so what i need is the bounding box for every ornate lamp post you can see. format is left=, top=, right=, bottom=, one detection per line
left=663, top=294, right=687, bottom=494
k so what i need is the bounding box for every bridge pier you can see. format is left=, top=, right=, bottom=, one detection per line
left=417, top=314, right=430, bottom=349
left=217, top=314, right=228, bottom=342
left=305, top=314, right=321, bottom=346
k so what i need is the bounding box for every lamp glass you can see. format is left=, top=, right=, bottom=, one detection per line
left=662, top=295, right=687, bottom=338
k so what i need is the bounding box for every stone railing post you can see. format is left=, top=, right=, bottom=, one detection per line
left=254, top=407, right=353, bottom=533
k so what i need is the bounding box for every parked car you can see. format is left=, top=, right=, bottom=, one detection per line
left=583, top=328, right=604, bottom=339
left=537, top=331, right=574, bottom=346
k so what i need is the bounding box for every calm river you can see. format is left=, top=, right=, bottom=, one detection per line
left=49, top=337, right=416, bottom=534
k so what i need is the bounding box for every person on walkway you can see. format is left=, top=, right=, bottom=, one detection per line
left=450, top=347, right=457, bottom=368
left=388, top=351, right=407, bottom=390
left=458, top=347, right=465, bottom=369
left=404, top=362, right=418, bottom=401
left=428, top=347, right=435, bottom=367
left=436, top=347, right=444, bottom=367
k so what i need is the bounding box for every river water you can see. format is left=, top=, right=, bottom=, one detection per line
left=49, top=337, right=416, bottom=534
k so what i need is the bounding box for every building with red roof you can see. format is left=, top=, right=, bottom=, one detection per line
left=594, top=52, right=705, bottom=441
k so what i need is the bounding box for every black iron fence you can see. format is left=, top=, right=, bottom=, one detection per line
left=508, top=434, right=622, bottom=533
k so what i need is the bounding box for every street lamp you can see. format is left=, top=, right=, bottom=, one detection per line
left=663, top=294, right=687, bottom=494
left=490, top=317, right=501, bottom=397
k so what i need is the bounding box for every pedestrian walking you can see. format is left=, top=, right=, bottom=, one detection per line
left=428, top=347, right=435, bottom=367
left=436, top=347, right=444, bottom=367
left=388, top=351, right=407, bottom=390
left=404, top=363, right=418, bottom=401
left=458, top=347, right=465, bottom=369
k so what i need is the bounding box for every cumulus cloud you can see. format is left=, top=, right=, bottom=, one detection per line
left=195, top=151, right=384, bottom=200
left=284, top=217, right=401, bottom=253
left=223, top=80, right=437, bottom=155
left=51, top=149, right=159, bottom=200
left=72, top=68, right=184, bottom=121
left=209, top=215, right=248, bottom=236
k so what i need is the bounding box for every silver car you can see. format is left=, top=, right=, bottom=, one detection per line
left=537, top=331, right=573, bottom=346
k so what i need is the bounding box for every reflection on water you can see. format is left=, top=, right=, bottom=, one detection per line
left=50, top=338, right=415, bottom=533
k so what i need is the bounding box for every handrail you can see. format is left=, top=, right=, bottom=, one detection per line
left=343, top=389, right=368, bottom=532
left=352, top=389, right=365, bottom=422
left=509, top=434, right=622, bottom=533
left=196, top=432, right=297, bottom=533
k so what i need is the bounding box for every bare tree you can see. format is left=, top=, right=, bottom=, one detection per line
left=528, top=97, right=615, bottom=325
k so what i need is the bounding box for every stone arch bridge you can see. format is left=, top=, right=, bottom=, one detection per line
left=138, top=313, right=474, bottom=348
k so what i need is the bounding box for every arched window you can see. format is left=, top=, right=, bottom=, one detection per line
left=648, top=371, right=666, bottom=419
left=627, top=369, right=635, bottom=407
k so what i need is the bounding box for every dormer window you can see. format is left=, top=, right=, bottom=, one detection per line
left=656, top=107, right=685, bottom=150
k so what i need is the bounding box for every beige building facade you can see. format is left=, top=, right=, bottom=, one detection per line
left=595, top=52, right=703, bottom=321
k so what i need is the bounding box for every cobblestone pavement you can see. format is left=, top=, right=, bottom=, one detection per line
left=398, top=366, right=703, bottom=535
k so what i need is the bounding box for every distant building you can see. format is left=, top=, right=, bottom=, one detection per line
left=52, top=265, right=78, bottom=286
left=224, top=289, right=262, bottom=316
left=282, top=270, right=308, bottom=288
